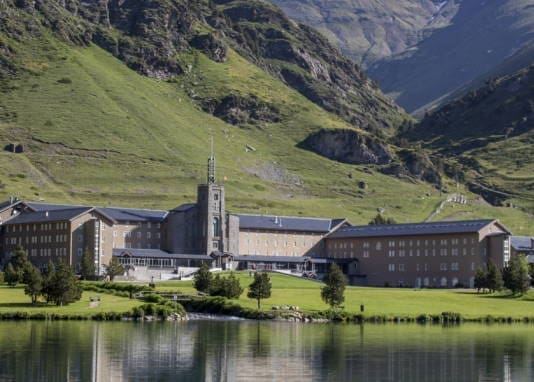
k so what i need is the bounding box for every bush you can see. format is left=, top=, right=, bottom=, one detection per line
left=144, top=293, right=164, bottom=304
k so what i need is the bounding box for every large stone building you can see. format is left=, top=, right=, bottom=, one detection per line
left=325, top=220, right=511, bottom=288
left=0, top=154, right=526, bottom=287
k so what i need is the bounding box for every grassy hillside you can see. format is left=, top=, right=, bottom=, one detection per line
left=406, top=65, right=534, bottom=214
left=0, top=1, right=531, bottom=234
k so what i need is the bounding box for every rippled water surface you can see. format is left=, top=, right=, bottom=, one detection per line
left=0, top=320, right=533, bottom=381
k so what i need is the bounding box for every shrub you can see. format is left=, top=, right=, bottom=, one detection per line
left=144, top=293, right=164, bottom=304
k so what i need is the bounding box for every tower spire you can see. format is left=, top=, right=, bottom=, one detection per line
left=207, top=135, right=215, bottom=184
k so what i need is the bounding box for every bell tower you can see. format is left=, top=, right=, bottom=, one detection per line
left=197, top=137, right=226, bottom=255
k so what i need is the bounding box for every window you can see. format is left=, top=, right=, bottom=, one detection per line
left=440, top=248, right=447, bottom=256
left=398, top=264, right=405, bottom=272
left=416, top=264, right=420, bottom=271
left=147, top=222, right=151, bottom=229
left=440, top=263, right=447, bottom=271
left=363, top=241, right=370, bottom=248
left=388, top=264, right=395, bottom=272
left=77, top=248, right=83, bottom=256
left=451, top=262, right=459, bottom=271
left=214, top=194, right=219, bottom=201
left=212, top=217, right=220, bottom=237
left=137, top=231, right=142, bottom=238
left=157, top=233, right=161, bottom=239
left=363, top=250, right=369, bottom=258
left=147, top=232, right=152, bottom=239
left=451, top=248, right=459, bottom=256
left=388, top=250, right=395, bottom=257
left=113, top=231, right=117, bottom=237
left=399, top=250, right=405, bottom=257
left=388, top=241, right=395, bottom=248
left=376, top=242, right=382, bottom=250
left=213, top=242, right=219, bottom=249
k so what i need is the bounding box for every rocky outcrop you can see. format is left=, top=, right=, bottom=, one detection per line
left=380, top=150, right=442, bottom=186
left=189, top=33, right=228, bottom=62
left=298, top=129, right=392, bottom=165
left=199, top=94, right=281, bottom=126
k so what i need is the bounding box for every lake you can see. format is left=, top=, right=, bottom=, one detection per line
left=0, top=319, right=533, bottom=381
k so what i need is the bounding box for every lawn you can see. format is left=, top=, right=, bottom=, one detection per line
left=0, top=285, right=142, bottom=316
left=156, top=272, right=534, bottom=319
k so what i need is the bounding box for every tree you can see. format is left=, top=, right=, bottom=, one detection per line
left=23, top=264, right=43, bottom=305
left=105, top=257, right=124, bottom=282
left=9, top=245, right=30, bottom=271
left=210, top=272, right=243, bottom=299
left=247, top=272, right=271, bottom=309
left=41, top=261, right=56, bottom=304
left=5, top=245, right=29, bottom=286
left=486, top=261, right=503, bottom=293
left=48, top=261, right=82, bottom=306
left=474, top=268, right=487, bottom=293
left=194, top=263, right=213, bottom=293
left=503, top=254, right=530, bottom=295
left=4, top=263, right=21, bottom=287
left=80, top=247, right=96, bottom=280
left=530, top=264, right=534, bottom=287
left=321, top=263, right=346, bottom=309
left=368, top=213, right=396, bottom=225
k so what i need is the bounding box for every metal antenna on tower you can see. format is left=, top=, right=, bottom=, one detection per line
left=207, top=135, right=215, bottom=184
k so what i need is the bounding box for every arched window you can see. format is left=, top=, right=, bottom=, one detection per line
left=212, top=217, right=220, bottom=237
left=441, top=277, right=447, bottom=287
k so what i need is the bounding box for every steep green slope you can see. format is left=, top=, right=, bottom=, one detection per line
left=0, top=0, right=531, bottom=234
left=405, top=65, right=534, bottom=212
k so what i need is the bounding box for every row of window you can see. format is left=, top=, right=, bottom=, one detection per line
left=29, top=248, right=68, bottom=257
left=245, top=239, right=314, bottom=248
left=5, top=234, right=69, bottom=245
left=332, top=237, right=476, bottom=250
left=388, top=262, right=473, bottom=272
left=114, top=231, right=161, bottom=239
left=5, top=222, right=69, bottom=233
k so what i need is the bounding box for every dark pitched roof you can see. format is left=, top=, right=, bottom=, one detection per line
left=112, top=248, right=213, bottom=260
left=26, top=202, right=167, bottom=223
left=328, top=219, right=506, bottom=239
left=511, top=236, right=534, bottom=252
left=98, top=207, right=167, bottom=223
left=237, top=214, right=342, bottom=233
left=4, top=207, right=93, bottom=224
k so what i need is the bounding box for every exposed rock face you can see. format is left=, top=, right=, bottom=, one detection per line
left=298, top=129, right=392, bottom=165
left=199, top=94, right=281, bottom=126
left=1, top=0, right=406, bottom=132
left=380, top=150, right=441, bottom=186
left=189, top=33, right=228, bottom=63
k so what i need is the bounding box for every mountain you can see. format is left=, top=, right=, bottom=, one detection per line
left=269, top=0, right=534, bottom=112
left=405, top=64, right=534, bottom=211
left=269, top=0, right=456, bottom=67
left=0, top=0, right=531, bottom=233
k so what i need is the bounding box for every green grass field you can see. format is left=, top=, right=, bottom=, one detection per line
left=0, top=285, right=141, bottom=316
left=156, top=272, right=534, bottom=319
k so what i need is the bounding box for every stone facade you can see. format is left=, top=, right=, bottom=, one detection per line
left=325, top=220, right=511, bottom=287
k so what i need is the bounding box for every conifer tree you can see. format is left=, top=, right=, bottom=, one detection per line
left=321, top=263, right=346, bottom=309
left=49, top=261, right=82, bottom=306
left=503, top=254, right=530, bottom=295
left=105, top=257, right=124, bottom=282
left=23, top=264, right=43, bottom=305
left=486, top=261, right=503, bottom=293
left=81, top=247, right=96, bottom=280
left=248, top=272, right=271, bottom=309
left=4, top=263, right=20, bottom=287
left=41, top=261, right=56, bottom=304
left=194, top=263, right=213, bottom=293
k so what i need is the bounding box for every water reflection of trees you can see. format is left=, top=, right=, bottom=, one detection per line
left=0, top=322, right=533, bottom=381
